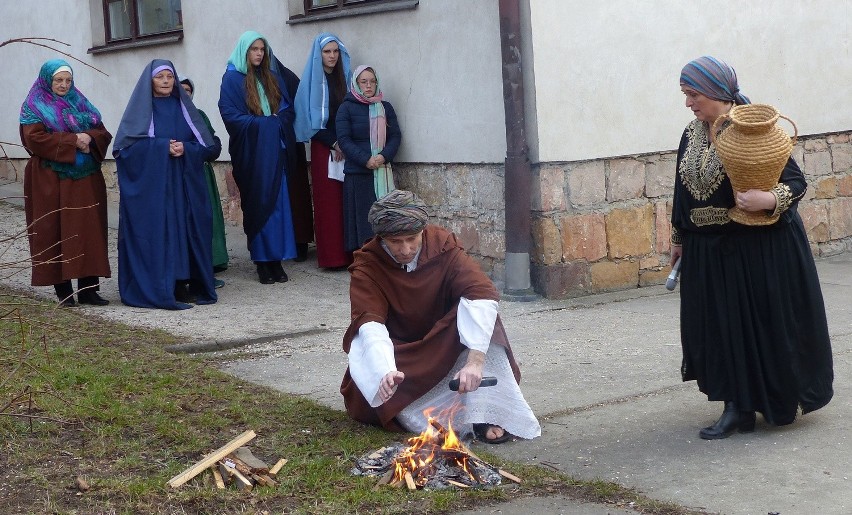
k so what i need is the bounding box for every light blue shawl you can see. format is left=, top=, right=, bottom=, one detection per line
left=293, top=32, right=350, bottom=142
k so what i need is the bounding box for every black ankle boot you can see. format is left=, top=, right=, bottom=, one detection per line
left=54, top=281, right=75, bottom=307
left=256, top=262, right=275, bottom=284
left=271, top=261, right=288, bottom=283
left=699, top=401, right=756, bottom=440
left=174, top=281, right=197, bottom=304
left=294, top=243, right=308, bottom=262
left=78, top=289, right=109, bottom=306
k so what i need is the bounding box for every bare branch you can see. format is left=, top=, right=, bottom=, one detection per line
left=1, top=37, right=109, bottom=76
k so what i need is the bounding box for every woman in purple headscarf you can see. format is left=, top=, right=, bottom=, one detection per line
left=114, top=59, right=220, bottom=309
left=671, top=56, right=833, bottom=439
left=19, top=59, right=112, bottom=307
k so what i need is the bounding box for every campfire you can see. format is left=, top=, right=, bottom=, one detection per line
left=352, top=408, right=521, bottom=490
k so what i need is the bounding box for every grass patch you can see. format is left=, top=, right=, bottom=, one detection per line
left=0, top=287, right=704, bottom=514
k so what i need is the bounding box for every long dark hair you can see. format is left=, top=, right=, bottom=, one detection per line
left=245, top=50, right=281, bottom=115
left=327, top=58, right=346, bottom=101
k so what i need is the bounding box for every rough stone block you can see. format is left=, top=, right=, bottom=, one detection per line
left=607, top=158, right=645, bottom=201
left=645, top=154, right=677, bottom=198
left=560, top=213, right=606, bottom=261
left=531, top=217, right=562, bottom=265
left=568, top=161, right=606, bottom=207
left=803, top=151, right=833, bottom=177
left=828, top=197, right=852, bottom=240
left=605, top=204, right=654, bottom=258
left=478, top=230, right=505, bottom=259
left=639, top=267, right=670, bottom=287
left=472, top=166, right=505, bottom=211
left=531, top=261, right=590, bottom=299
left=655, top=201, right=673, bottom=253
left=448, top=219, right=481, bottom=254
left=640, top=255, right=661, bottom=269
left=534, top=165, right=566, bottom=212
left=827, top=133, right=850, bottom=144
left=798, top=202, right=830, bottom=243
left=838, top=175, right=852, bottom=197
left=814, top=177, right=837, bottom=199
left=830, top=142, right=852, bottom=173
left=590, top=260, right=639, bottom=291
left=804, top=139, right=828, bottom=152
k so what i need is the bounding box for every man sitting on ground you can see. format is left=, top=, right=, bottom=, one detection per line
left=339, top=190, right=540, bottom=443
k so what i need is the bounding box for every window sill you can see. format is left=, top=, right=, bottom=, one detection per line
left=287, top=0, right=418, bottom=25
left=88, top=32, right=183, bottom=55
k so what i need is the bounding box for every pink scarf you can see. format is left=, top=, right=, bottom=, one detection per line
left=350, top=65, right=394, bottom=198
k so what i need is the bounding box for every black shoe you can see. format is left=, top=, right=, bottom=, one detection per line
left=256, top=262, right=276, bottom=284
left=271, top=261, right=289, bottom=283
left=54, top=281, right=75, bottom=307
left=699, top=401, right=756, bottom=440
left=78, top=290, right=109, bottom=306
left=294, top=243, right=309, bottom=262
left=174, top=282, right=197, bottom=303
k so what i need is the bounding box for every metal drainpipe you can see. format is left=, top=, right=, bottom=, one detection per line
left=498, top=0, right=538, bottom=301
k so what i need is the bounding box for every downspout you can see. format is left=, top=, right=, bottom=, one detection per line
left=498, top=0, right=537, bottom=301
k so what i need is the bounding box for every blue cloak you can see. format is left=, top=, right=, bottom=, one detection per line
left=115, top=60, right=219, bottom=309
left=218, top=57, right=299, bottom=258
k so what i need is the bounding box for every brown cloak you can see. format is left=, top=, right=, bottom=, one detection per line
left=21, top=122, right=112, bottom=286
left=340, top=225, right=521, bottom=431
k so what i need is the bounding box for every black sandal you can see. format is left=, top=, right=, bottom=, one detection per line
left=473, top=423, right=513, bottom=444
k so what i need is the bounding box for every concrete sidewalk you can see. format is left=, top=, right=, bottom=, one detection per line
left=1, top=179, right=849, bottom=514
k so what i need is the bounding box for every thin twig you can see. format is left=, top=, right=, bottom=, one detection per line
left=0, top=38, right=108, bottom=76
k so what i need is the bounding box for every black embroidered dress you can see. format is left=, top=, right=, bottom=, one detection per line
left=671, top=119, right=833, bottom=425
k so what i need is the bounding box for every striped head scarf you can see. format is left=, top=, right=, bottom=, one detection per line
left=368, top=190, right=429, bottom=236
left=350, top=65, right=395, bottom=198
left=680, top=56, right=750, bottom=105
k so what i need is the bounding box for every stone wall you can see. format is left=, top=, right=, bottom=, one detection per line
left=3, top=130, right=850, bottom=299
left=529, top=131, right=852, bottom=298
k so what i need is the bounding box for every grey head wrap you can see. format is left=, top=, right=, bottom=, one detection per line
left=368, top=190, right=429, bottom=236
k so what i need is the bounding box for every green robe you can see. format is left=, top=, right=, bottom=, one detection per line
left=199, top=109, right=228, bottom=269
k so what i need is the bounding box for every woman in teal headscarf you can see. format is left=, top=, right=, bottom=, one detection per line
left=218, top=30, right=299, bottom=284
left=19, top=59, right=112, bottom=307
left=294, top=32, right=352, bottom=269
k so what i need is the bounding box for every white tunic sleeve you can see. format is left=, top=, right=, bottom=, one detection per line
left=348, top=321, right=397, bottom=407
left=457, top=297, right=498, bottom=354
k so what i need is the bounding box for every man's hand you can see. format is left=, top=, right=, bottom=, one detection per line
left=379, top=370, right=405, bottom=403
left=454, top=350, right=485, bottom=393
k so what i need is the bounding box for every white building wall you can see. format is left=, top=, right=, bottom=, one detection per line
left=527, top=0, right=852, bottom=163
left=0, top=0, right=507, bottom=163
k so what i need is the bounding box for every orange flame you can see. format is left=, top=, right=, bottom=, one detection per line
left=391, top=404, right=476, bottom=487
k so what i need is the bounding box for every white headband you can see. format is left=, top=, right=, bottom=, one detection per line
left=52, top=65, right=72, bottom=77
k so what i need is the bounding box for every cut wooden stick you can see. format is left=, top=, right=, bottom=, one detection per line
left=258, top=474, right=277, bottom=487
left=374, top=469, right=394, bottom=489
left=167, top=429, right=257, bottom=488
left=268, top=458, right=287, bottom=475
left=403, top=471, right=416, bottom=490
left=446, top=479, right=470, bottom=488
left=222, top=461, right=253, bottom=491
left=498, top=469, right=522, bottom=484
left=210, top=466, right=226, bottom=490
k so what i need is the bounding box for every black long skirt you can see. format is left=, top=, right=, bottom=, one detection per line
left=679, top=212, right=833, bottom=425
left=343, top=173, right=377, bottom=252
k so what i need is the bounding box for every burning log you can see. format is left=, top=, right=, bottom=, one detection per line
left=352, top=409, right=519, bottom=490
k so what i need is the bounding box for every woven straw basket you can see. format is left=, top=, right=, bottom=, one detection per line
left=711, top=104, right=798, bottom=226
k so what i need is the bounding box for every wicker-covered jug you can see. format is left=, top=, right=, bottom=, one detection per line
left=711, top=103, right=798, bottom=225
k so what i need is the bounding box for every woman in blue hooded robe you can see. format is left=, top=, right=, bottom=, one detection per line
left=114, top=59, right=220, bottom=309
left=218, top=31, right=299, bottom=284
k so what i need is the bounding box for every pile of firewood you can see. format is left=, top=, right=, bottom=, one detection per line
left=166, top=430, right=286, bottom=491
